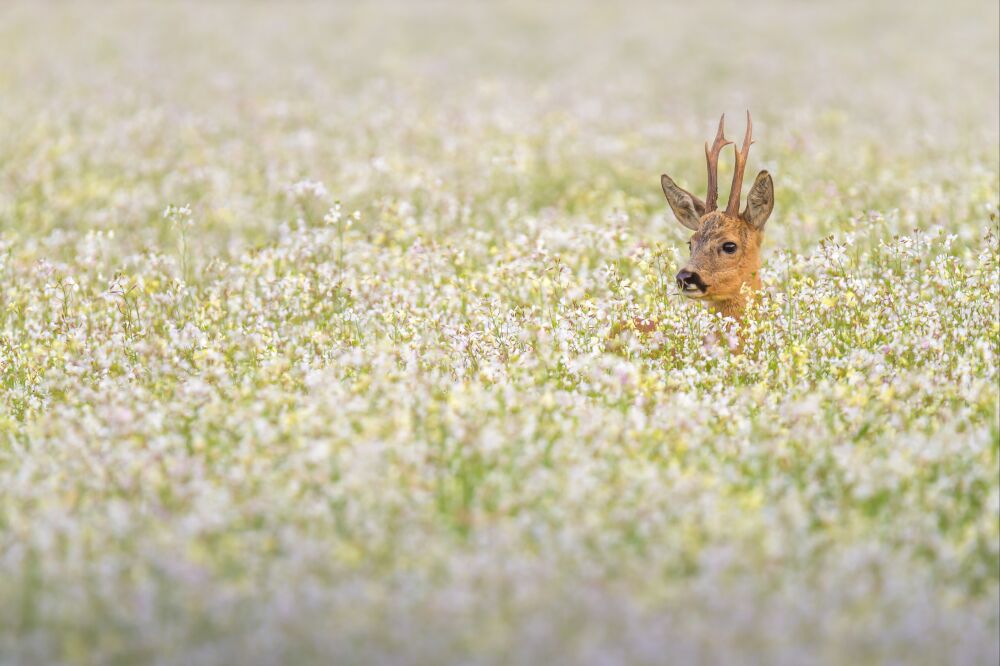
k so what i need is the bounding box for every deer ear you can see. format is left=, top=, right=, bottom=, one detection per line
left=660, top=174, right=705, bottom=231
left=742, top=170, right=774, bottom=230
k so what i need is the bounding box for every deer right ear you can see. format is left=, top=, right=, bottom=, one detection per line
left=742, top=170, right=774, bottom=230
left=661, top=174, right=705, bottom=231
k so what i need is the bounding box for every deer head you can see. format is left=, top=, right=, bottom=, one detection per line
left=661, top=111, right=774, bottom=320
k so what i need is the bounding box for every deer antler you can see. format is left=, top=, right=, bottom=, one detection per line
left=704, top=114, right=733, bottom=212
left=725, top=110, right=753, bottom=216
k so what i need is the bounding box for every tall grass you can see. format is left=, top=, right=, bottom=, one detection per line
left=0, top=1, right=997, bottom=663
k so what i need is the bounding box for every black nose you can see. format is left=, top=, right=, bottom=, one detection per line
left=676, top=270, right=706, bottom=291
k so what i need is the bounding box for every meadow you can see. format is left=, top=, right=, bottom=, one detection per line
left=0, top=1, right=998, bottom=664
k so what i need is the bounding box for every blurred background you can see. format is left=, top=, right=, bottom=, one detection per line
left=0, top=2, right=997, bottom=665
left=1, top=0, right=997, bottom=255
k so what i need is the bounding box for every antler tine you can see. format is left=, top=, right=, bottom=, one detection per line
left=725, top=110, right=754, bottom=216
left=704, top=114, right=733, bottom=212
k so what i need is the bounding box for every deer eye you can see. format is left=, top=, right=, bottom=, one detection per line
left=722, top=242, right=738, bottom=254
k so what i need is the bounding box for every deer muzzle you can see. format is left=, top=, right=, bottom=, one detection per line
left=676, top=269, right=708, bottom=296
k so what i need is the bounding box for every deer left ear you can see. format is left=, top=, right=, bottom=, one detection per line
left=742, top=170, right=774, bottom=230
left=661, top=174, right=705, bottom=231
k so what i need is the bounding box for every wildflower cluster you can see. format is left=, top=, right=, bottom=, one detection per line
left=0, top=1, right=997, bottom=664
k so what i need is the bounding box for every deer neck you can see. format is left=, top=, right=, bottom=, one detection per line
left=710, top=297, right=746, bottom=321
left=708, top=270, right=761, bottom=322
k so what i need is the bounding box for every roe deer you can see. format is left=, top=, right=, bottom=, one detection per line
left=661, top=111, right=774, bottom=322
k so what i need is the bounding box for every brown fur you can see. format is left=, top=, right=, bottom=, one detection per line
left=678, top=209, right=763, bottom=319
left=661, top=113, right=774, bottom=322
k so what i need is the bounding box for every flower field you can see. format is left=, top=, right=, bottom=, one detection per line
left=0, top=1, right=997, bottom=664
